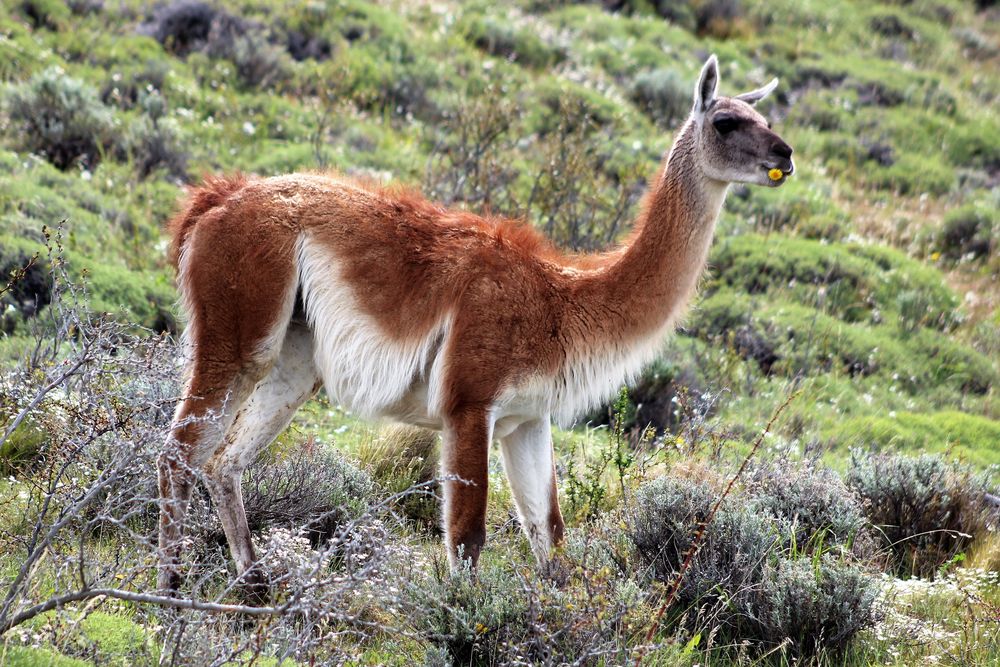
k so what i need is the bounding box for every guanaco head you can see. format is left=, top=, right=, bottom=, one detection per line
left=690, top=55, right=794, bottom=187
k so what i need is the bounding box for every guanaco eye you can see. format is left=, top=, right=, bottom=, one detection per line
left=712, top=116, right=739, bottom=135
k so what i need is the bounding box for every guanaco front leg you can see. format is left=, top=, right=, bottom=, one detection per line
left=499, top=416, right=564, bottom=562
left=441, top=407, right=492, bottom=570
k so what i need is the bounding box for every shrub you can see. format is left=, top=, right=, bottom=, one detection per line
left=829, top=411, right=1000, bottom=469
left=629, top=68, right=690, bottom=128
left=236, top=440, right=375, bottom=547
left=707, top=235, right=959, bottom=330
left=936, top=205, right=996, bottom=262
left=207, top=23, right=290, bottom=90
left=414, top=557, right=645, bottom=664
left=0, top=416, right=48, bottom=475
left=692, top=0, right=748, bottom=38
left=140, top=0, right=217, bottom=56
left=18, top=0, right=70, bottom=30
left=5, top=67, right=117, bottom=170
left=630, top=476, right=776, bottom=614
left=125, top=117, right=188, bottom=181
left=463, top=16, right=563, bottom=69
left=845, top=452, right=994, bottom=577
left=140, top=1, right=289, bottom=89
left=0, top=248, right=50, bottom=333
left=101, top=60, right=171, bottom=111
left=628, top=474, right=882, bottom=657
left=747, top=459, right=876, bottom=558
left=761, top=556, right=883, bottom=656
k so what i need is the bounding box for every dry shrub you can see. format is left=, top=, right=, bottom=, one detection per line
left=746, top=459, right=878, bottom=559
left=846, top=451, right=995, bottom=577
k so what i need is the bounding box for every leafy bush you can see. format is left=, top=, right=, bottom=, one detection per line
left=845, top=452, right=994, bottom=576
left=629, top=68, right=690, bottom=128
left=5, top=67, right=117, bottom=170
left=628, top=472, right=882, bottom=657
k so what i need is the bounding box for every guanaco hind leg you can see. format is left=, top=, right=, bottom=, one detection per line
left=202, top=324, right=320, bottom=586
left=158, top=208, right=299, bottom=592
left=499, top=416, right=565, bottom=562
left=157, top=356, right=270, bottom=592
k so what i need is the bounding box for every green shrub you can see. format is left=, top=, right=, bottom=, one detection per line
left=845, top=452, right=994, bottom=577
left=946, top=117, right=1000, bottom=172
left=707, top=235, right=958, bottom=329
left=82, top=262, right=177, bottom=333
left=17, top=0, right=70, bottom=31
left=0, top=417, right=48, bottom=475
left=1, top=646, right=89, bottom=667
left=867, top=153, right=955, bottom=195
left=5, top=67, right=117, bottom=170
left=832, top=411, right=1000, bottom=469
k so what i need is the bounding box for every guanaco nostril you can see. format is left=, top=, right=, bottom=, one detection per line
left=771, top=142, right=793, bottom=159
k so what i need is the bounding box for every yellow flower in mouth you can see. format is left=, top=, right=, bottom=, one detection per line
left=768, top=168, right=784, bottom=181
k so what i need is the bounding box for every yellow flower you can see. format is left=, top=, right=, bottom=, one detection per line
left=768, top=168, right=784, bottom=181
left=930, top=252, right=941, bottom=261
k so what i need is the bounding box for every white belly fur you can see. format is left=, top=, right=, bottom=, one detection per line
left=297, top=236, right=452, bottom=420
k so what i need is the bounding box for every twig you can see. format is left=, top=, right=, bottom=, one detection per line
left=0, top=588, right=291, bottom=635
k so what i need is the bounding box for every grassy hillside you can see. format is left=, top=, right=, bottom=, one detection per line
left=0, top=0, right=998, bottom=665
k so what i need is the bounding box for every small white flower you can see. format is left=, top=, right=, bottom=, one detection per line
left=242, top=121, right=256, bottom=136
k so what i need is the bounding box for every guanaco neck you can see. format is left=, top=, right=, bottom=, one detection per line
left=571, top=117, right=729, bottom=345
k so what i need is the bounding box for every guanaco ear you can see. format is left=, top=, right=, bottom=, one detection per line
left=734, top=78, right=779, bottom=105
left=693, top=54, right=719, bottom=114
